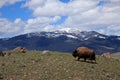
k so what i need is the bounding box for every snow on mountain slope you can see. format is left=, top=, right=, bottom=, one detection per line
left=0, top=30, right=120, bottom=54
left=26, top=30, right=108, bottom=40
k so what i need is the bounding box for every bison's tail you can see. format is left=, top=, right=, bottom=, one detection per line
left=93, top=52, right=97, bottom=63
left=91, top=52, right=96, bottom=60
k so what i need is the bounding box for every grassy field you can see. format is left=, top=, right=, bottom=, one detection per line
left=111, top=52, right=120, bottom=60
left=0, top=51, right=120, bottom=80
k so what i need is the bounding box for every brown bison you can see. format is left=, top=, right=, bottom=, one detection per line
left=72, top=47, right=96, bottom=62
left=19, top=48, right=26, bottom=53
left=101, top=52, right=111, bottom=58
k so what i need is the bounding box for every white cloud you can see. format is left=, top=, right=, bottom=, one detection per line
left=108, top=25, right=120, bottom=31
left=62, top=0, right=120, bottom=35
left=0, top=0, right=120, bottom=38
left=24, top=16, right=61, bottom=33
left=24, top=0, right=98, bottom=17
left=23, top=0, right=46, bottom=10
left=0, top=0, right=22, bottom=8
left=0, top=16, right=61, bottom=38
left=0, top=18, right=25, bottom=38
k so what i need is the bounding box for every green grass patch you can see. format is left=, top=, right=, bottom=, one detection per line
left=0, top=51, right=120, bottom=80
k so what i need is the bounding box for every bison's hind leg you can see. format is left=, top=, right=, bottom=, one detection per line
left=84, top=58, right=86, bottom=62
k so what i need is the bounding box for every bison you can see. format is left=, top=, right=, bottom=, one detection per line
left=0, top=51, right=11, bottom=57
left=0, top=51, right=4, bottom=56
left=19, top=48, right=26, bottom=53
left=72, top=47, right=96, bottom=62
left=101, top=52, right=111, bottom=58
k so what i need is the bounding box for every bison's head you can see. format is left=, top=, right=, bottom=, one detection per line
left=72, top=49, right=78, bottom=58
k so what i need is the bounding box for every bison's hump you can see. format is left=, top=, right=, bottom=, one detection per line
left=77, top=47, right=93, bottom=53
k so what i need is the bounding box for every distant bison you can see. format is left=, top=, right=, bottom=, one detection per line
left=101, top=52, right=111, bottom=58
left=12, top=47, right=27, bottom=53
left=0, top=51, right=4, bottom=56
left=72, top=47, right=96, bottom=62
left=0, top=51, right=11, bottom=57
left=19, top=48, right=26, bottom=53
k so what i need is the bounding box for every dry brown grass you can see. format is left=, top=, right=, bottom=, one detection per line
left=111, top=52, right=120, bottom=60
left=0, top=51, right=120, bottom=80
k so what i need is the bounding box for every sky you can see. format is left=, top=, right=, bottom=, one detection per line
left=0, top=0, right=120, bottom=38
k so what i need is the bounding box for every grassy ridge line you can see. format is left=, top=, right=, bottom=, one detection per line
left=0, top=51, right=120, bottom=80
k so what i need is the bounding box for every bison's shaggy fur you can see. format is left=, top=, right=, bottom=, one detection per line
left=72, top=47, right=96, bottom=62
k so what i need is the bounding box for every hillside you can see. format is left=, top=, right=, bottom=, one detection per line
left=0, top=31, right=120, bottom=54
left=111, top=52, right=120, bottom=60
left=0, top=51, right=120, bottom=80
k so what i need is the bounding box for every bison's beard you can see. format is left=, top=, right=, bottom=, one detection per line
left=72, top=53, right=77, bottom=58
left=72, top=50, right=78, bottom=58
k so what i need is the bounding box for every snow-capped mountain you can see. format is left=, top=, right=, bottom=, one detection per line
left=0, top=31, right=120, bottom=54
left=26, top=30, right=108, bottom=40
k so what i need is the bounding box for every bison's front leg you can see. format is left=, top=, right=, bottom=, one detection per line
left=77, top=57, right=80, bottom=61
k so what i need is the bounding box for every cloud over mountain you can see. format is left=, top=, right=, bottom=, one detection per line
left=0, top=0, right=120, bottom=38
left=0, top=0, right=22, bottom=8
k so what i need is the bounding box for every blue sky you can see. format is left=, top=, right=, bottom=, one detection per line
left=0, top=0, right=120, bottom=38
left=0, top=1, right=32, bottom=21
left=0, top=0, right=70, bottom=21
left=60, top=0, right=70, bottom=3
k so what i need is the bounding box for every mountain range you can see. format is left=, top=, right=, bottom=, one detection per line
left=0, top=30, right=120, bottom=55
